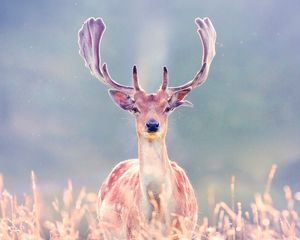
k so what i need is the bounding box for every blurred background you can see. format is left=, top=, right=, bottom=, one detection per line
left=1, top=0, right=300, bottom=218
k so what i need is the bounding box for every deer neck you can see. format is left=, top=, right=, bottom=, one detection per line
left=139, top=137, right=171, bottom=177
left=138, top=136, right=174, bottom=221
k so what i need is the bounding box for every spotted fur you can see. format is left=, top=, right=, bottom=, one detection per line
left=98, top=159, right=197, bottom=238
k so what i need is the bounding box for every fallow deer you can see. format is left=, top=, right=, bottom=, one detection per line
left=78, top=16, right=216, bottom=239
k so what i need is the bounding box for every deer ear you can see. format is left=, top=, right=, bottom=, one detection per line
left=168, top=88, right=193, bottom=109
left=109, top=90, right=134, bottom=110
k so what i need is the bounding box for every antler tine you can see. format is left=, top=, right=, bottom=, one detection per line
left=160, top=66, right=168, bottom=91
left=132, top=65, right=141, bottom=91
left=78, top=18, right=134, bottom=94
left=169, top=17, right=216, bottom=92
left=102, top=63, right=134, bottom=91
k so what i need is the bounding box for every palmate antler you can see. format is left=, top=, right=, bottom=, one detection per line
left=78, top=17, right=216, bottom=95
left=78, top=18, right=137, bottom=95
left=164, top=17, right=216, bottom=92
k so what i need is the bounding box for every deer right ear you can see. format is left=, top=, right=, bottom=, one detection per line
left=168, top=88, right=193, bottom=110
left=109, top=89, right=135, bottom=111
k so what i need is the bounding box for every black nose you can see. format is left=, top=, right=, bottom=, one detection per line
left=146, top=119, right=160, bottom=132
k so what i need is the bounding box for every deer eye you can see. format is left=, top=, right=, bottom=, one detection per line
left=164, top=106, right=173, bottom=113
left=131, top=107, right=140, bottom=114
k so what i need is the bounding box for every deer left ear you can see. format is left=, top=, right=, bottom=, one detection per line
left=168, top=88, right=193, bottom=109
left=109, top=89, right=134, bottom=110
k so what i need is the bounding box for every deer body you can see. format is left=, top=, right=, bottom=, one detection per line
left=78, top=16, right=216, bottom=239
left=98, top=160, right=197, bottom=238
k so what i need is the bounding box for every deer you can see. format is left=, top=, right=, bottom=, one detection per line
left=78, top=16, right=216, bottom=239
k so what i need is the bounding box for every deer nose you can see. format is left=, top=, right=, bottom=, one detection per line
left=146, top=119, right=160, bottom=132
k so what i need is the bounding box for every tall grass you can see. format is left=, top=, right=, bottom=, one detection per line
left=1, top=166, right=300, bottom=239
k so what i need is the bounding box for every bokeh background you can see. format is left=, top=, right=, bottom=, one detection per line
left=1, top=0, right=300, bottom=217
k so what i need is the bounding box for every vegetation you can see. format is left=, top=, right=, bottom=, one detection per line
left=1, top=166, right=300, bottom=239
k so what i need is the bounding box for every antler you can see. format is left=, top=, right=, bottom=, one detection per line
left=160, top=66, right=168, bottom=91
left=168, top=17, right=216, bottom=92
left=78, top=18, right=136, bottom=94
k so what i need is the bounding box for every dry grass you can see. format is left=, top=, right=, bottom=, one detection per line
left=1, top=166, right=300, bottom=239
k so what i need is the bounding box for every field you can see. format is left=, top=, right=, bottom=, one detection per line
left=1, top=165, right=300, bottom=239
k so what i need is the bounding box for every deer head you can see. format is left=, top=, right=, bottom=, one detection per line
left=78, top=17, right=216, bottom=141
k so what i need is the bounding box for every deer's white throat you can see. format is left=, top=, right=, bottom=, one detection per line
left=138, top=137, right=174, bottom=222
